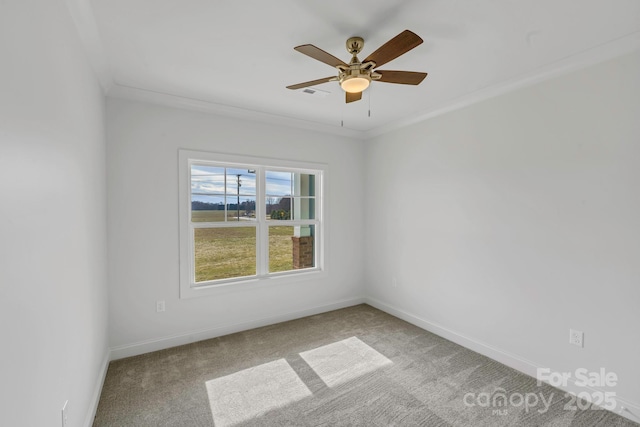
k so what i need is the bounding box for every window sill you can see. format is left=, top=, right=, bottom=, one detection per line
left=180, top=268, right=327, bottom=299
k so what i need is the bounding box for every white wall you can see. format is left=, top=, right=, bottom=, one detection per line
left=106, top=98, right=365, bottom=355
left=0, top=1, right=109, bottom=426
left=365, top=51, right=640, bottom=414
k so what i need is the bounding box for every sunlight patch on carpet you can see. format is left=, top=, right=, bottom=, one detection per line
left=205, top=358, right=311, bottom=427
left=299, top=336, right=392, bottom=388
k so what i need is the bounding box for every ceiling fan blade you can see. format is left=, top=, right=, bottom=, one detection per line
left=346, top=91, right=362, bottom=103
left=286, top=76, right=336, bottom=90
left=363, top=30, right=423, bottom=68
left=377, top=70, right=428, bottom=85
left=294, top=44, right=348, bottom=68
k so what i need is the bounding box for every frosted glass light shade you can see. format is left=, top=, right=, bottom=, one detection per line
left=340, top=76, right=370, bottom=93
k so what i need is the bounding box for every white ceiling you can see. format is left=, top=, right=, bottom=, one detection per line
left=84, top=0, right=640, bottom=136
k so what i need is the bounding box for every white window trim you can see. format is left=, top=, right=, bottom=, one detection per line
left=178, top=149, right=328, bottom=299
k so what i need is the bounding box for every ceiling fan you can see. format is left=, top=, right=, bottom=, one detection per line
left=287, top=30, right=427, bottom=103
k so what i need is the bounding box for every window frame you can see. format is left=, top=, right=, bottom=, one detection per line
left=179, top=149, right=327, bottom=299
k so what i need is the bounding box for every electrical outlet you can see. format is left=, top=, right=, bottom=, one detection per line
left=156, top=300, right=165, bottom=312
left=569, top=329, right=584, bottom=347
left=61, top=400, right=68, bottom=427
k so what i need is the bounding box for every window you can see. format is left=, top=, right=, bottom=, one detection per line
left=179, top=150, right=325, bottom=298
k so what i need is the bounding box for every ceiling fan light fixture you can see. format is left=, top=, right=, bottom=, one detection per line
left=288, top=30, right=426, bottom=103
left=341, top=75, right=370, bottom=93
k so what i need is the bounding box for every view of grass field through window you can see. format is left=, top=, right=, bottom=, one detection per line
left=194, top=226, right=256, bottom=282
left=190, top=164, right=317, bottom=283
left=193, top=221, right=296, bottom=282
left=269, top=226, right=294, bottom=273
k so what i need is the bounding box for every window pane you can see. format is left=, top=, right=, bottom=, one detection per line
left=266, top=197, right=291, bottom=221
left=292, top=173, right=315, bottom=197
left=266, top=171, right=293, bottom=196
left=292, top=197, right=315, bottom=220
left=191, top=165, right=225, bottom=195
left=226, top=168, right=256, bottom=196
left=194, top=227, right=256, bottom=282
left=227, top=196, right=256, bottom=221
left=269, top=225, right=315, bottom=273
left=192, top=195, right=226, bottom=222
left=269, top=226, right=293, bottom=273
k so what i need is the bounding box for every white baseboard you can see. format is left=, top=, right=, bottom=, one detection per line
left=364, top=297, right=640, bottom=424
left=84, top=349, right=110, bottom=427
left=109, top=297, right=366, bottom=361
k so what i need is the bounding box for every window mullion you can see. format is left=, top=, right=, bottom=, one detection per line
left=257, top=167, right=268, bottom=276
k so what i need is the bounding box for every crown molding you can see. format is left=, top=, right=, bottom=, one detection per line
left=364, top=30, right=640, bottom=139
left=64, top=0, right=113, bottom=92
left=108, top=83, right=365, bottom=139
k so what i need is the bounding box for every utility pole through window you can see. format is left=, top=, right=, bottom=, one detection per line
left=236, top=174, right=241, bottom=221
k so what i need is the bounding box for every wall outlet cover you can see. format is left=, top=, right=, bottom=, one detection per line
left=569, top=329, right=584, bottom=347
left=62, top=400, right=68, bottom=427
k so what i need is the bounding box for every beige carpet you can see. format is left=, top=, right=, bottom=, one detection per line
left=94, top=304, right=638, bottom=426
